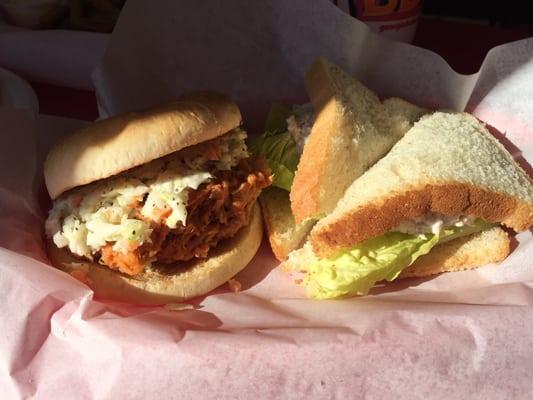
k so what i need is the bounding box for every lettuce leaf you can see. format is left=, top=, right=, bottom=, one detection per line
left=249, top=104, right=300, bottom=191
left=304, top=219, right=494, bottom=299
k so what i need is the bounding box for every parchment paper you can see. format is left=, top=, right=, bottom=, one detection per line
left=0, top=22, right=107, bottom=90
left=1, top=0, right=533, bottom=398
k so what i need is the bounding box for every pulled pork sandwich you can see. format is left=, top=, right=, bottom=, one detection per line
left=44, top=92, right=271, bottom=304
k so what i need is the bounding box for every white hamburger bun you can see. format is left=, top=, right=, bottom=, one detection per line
left=44, top=91, right=241, bottom=199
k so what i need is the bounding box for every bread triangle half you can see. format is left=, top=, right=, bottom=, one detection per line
left=259, top=187, right=314, bottom=260
left=290, top=58, right=426, bottom=223
left=310, top=111, right=533, bottom=258
left=45, top=91, right=241, bottom=199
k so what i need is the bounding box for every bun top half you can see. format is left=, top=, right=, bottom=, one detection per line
left=44, top=91, right=241, bottom=199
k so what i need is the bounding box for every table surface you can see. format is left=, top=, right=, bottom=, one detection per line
left=30, top=16, right=533, bottom=121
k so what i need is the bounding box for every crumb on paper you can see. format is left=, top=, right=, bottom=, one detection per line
left=228, top=278, right=241, bottom=293
left=69, top=269, right=93, bottom=286
left=164, top=303, right=195, bottom=312
left=63, top=261, right=91, bottom=269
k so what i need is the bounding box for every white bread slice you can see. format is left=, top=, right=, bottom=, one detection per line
left=310, top=111, right=533, bottom=258
left=284, top=227, right=510, bottom=280
left=383, top=97, right=428, bottom=138
left=259, top=188, right=314, bottom=261
left=290, top=58, right=427, bottom=223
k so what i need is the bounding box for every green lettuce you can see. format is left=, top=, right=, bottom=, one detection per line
left=249, top=104, right=300, bottom=191
left=304, top=219, right=494, bottom=299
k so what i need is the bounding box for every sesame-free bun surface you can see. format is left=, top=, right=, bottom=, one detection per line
left=44, top=91, right=241, bottom=199
left=46, top=204, right=262, bottom=305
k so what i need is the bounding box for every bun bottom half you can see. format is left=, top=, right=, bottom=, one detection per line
left=46, top=203, right=263, bottom=305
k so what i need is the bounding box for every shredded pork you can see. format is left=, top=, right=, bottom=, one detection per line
left=98, top=157, right=271, bottom=273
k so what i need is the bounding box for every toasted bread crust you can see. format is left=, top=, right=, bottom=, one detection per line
left=45, top=91, right=241, bottom=199
left=311, top=183, right=532, bottom=258
left=290, top=97, right=338, bottom=223
left=290, top=58, right=399, bottom=223
left=290, top=59, right=428, bottom=224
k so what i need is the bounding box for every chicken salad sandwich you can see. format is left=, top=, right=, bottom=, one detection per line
left=285, top=111, right=533, bottom=299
